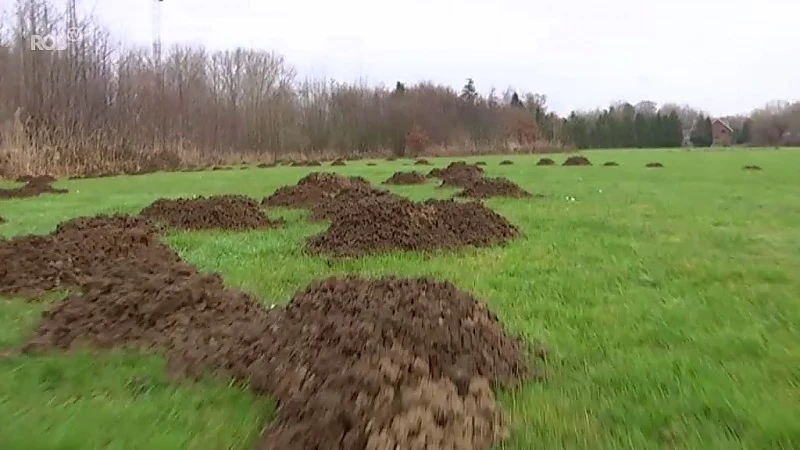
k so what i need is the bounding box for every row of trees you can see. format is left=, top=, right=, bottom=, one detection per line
left=0, top=0, right=798, bottom=176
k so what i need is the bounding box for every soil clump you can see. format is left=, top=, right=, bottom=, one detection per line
left=383, top=171, right=427, bottom=185
left=140, top=195, right=282, bottom=231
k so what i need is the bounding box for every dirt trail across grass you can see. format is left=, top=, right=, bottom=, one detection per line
left=1, top=206, right=539, bottom=450
left=0, top=176, right=67, bottom=199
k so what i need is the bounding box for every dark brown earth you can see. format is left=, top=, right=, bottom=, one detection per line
left=383, top=171, right=427, bottom=185
left=456, top=177, right=532, bottom=199
left=426, top=167, right=444, bottom=178
left=2, top=208, right=538, bottom=450
left=0, top=176, right=68, bottom=199
left=743, top=165, right=763, bottom=170
left=476, top=161, right=487, bottom=166
left=603, top=161, right=619, bottom=166
left=367, top=162, right=377, bottom=166
left=264, top=172, right=373, bottom=208
left=436, top=162, right=485, bottom=188
left=414, top=159, right=431, bottom=165
left=0, top=215, right=177, bottom=298
left=499, top=160, right=514, bottom=165
left=306, top=196, right=520, bottom=258
left=140, top=195, right=282, bottom=231
left=536, top=158, right=555, bottom=166
left=257, top=163, right=276, bottom=168
left=645, top=162, right=664, bottom=168
left=309, top=185, right=403, bottom=222
left=330, top=159, right=347, bottom=166
left=562, top=156, right=591, bottom=166
left=0, top=215, right=5, bottom=224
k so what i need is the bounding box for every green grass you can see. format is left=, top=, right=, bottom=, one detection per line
left=2, top=149, right=800, bottom=449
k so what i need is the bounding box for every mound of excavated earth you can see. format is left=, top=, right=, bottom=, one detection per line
left=536, top=158, right=555, bottom=166
left=456, top=177, right=533, bottom=199
left=330, top=159, right=346, bottom=166
left=0, top=176, right=68, bottom=199
left=562, top=156, right=591, bottom=166
left=603, top=161, right=619, bottom=166
left=0, top=215, right=5, bottom=224
left=383, top=171, right=427, bottom=185
left=743, top=165, right=762, bottom=170
left=645, top=162, right=664, bottom=168
left=436, top=162, right=485, bottom=188
left=0, top=215, right=178, bottom=297
left=263, top=172, right=372, bottom=208
left=310, top=185, right=403, bottom=223
left=499, top=160, right=514, bottom=165
left=306, top=196, right=519, bottom=258
left=414, top=159, right=431, bottom=165
left=426, top=167, right=444, bottom=178
left=140, top=194, right=282, bottom=231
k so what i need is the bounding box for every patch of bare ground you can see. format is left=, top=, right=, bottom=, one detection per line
left=383, top=171, right=427, bottom=185
left=263, top=172, right=372, bottom=208
left=140, top=195, right=283, bottom=231
left=306, top=196, right=520, bottom=258
left=0, top=176, right=68, bottom=199
left=562, top=156, right=591, bottom=166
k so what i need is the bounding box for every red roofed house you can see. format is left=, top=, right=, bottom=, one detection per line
left=712, top=118, right=734, bottom=146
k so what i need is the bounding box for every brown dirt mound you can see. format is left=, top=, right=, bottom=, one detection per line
left=306, top=196, right=519, bottom=258
left=436, top=162, right=485, bottom=188
left=0, top=215, right=5, bottom=224
left=562, top=156, right=591, bottom=166
left=645, top=162, right=663, bottom=168
left=310, top=185, right=403, bottom=222
left=743, top=165, right=762, bottom=170
left=257, top=163, right=276, bottom=168
left=385, top=156, right=397, bottom=161
left=603, top=161, right=619, bottom=166
left=140, top=195, right=282, bottom=231
left=414, top=159, right=431, bottom=165
left=366, top=162, right=377, bottom=166
left=536, top=158, right=555, bottom=166
left=456, top=177, right=532, bottom=199
left=0, top=215, right=177, bottom=298
left=330, top=159, right=347, bottom=166
left=499, top=160, right=514, bottom=165
left=0, top=177, right=68, bottom=199
left=264, top=172, right=372, bottom=208
left=306, top=161, right=322, bottom=167
left=383, top=171, right=427, bottom=185
left=427, top=167, right=444, bottom=178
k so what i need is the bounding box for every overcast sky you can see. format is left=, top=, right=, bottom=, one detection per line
left=86, top=0, right=798, bottom=116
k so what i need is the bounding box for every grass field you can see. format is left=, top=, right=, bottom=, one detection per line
left=2, top=148, right=800, bottom=449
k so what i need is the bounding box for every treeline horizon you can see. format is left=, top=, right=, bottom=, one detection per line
left=1, top=0, right=799, bottom=176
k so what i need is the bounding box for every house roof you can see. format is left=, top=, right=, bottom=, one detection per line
left=712, top=118, right=733, bottom=132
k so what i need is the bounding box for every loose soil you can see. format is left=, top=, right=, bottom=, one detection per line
left=383, top=171, right=427, bottom=185
left=3, top=209, right=539, bottom=450
left=476, top=161, right=487, bottom=166
left=603, top=161, right=619, bottom=166
left=257, top=163, right=276, bottom=168
left=330, top=159, right=347, bottom=166
left=140, top=195, right=282, bottom=231
left=499, top=160, right=514, bottom=165
left=367, top=162, right=377, bottom=166
left=414, top=159, right=431, bottom=166
left=456, top=177, right=532, bottom=199
left=427, top=168, right=444, bottom=178
left=310, top=185, right=403, bottom=222
left=0, top=215, right=5, bottom=224
left=0, top=176, right=68, bottom=199
left=536, top=158, right=555, bottom=166
left=743, top=165, right=763, bottom=170
left=436, top=162, right=485, bottom=188
left=263, top=172, right=373, bottom=208
left=306, top=196, right=520, bottom=258
left=562, top=156, right=591, bottom=166
left=645, top=162, right=664, bottom=168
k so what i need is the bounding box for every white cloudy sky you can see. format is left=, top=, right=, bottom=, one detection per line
left=84, top=0, right=798, bottom=115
